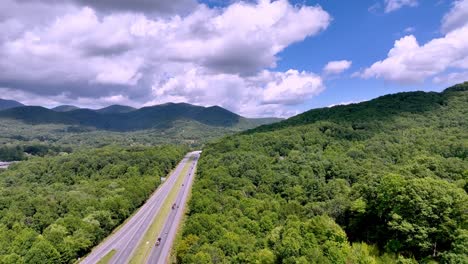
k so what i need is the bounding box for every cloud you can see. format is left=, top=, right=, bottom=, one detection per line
left=368, top=3, right=381, bottom=14
left=0, top=0, right=331, bottom=117
left=404, top=26, right=415, bottom=33
left=0, top=0, right=78, bottom=42
left=145, top=68, right=324, bottom=117
left=360, top=1, right=468, bottom=84
left=76, top=0, right=196, bottom=14
left=433, top=71, right=468, bottom=85
left=260, top=70, right=324, bottom=105
left=14, top=0, right=197, bottom=15
left=0, top=87, right=139, bottom=109
left=384, top=0, right=418, bottom=13
left=441, top=0, right=468, bottom=33
left=323, top=60, right=352, bottom=75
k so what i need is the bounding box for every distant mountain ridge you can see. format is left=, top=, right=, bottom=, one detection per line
left=0, top=99, right=24, bottom=111
left=52, top=105, right=80, bottom=112
left=0, top=102, right=280, bottom=131
left=96, top=105, right=136, bottom=114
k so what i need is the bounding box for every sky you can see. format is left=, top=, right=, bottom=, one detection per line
left=0, top=0, right=467, bottom=117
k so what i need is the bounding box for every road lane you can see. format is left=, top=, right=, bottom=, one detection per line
left=80, top=151, right=200, bottom=264
left=146, top=151, right=200, bottom=264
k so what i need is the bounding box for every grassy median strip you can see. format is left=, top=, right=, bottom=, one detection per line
left=96, top=250, right=116, bottom=264
left=129, top=157, right=193, bottom=264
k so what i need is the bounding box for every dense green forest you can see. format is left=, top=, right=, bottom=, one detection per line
left=0, top=119, right=242, bottom=152
left=0, top=144, right=73, bottom=162
left=177, top=83, right=468, bottom=263
left=0, top=145, right=186, bottom=263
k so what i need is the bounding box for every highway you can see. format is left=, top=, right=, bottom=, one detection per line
left=146, top=151, right=199, bottom=263
left=80, top=151, right=201, bottom=264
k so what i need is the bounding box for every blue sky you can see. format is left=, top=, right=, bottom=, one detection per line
left=197, top=0, right=466, bottom=114
left=279, top=0, right=456, bottom=111
left=0, top=0, right=466, bottom=117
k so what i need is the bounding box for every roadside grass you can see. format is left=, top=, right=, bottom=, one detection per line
left=129, top=157, right=193, bottom=264
left=96, top=250, right=116, bottom=264
left=169, top=166, right=197, bottom=263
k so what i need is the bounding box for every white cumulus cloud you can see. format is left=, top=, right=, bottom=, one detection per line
left=0, top=0, right=332, bottom=117
left=360, top=0, right=468, bottom=85
left=323, top=60, right=352, bottom=75
left=384, top=0, right=418, bottom=13
left=145, top=68, right=323, bottom=117
left=441, top=0, right=468, bottom=33
left=433, top=71, right=468, bottom=85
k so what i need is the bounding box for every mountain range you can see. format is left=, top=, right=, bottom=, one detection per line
left=0, top=99, right=24, bottom=111
left=0, top=101, right=281, bottom=131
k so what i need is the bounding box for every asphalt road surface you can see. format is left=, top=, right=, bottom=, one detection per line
left=146, top=151, right=200, bottom=264
left=80, top=151, right=201, bottom=264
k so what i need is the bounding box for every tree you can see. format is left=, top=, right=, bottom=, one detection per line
left=351, top=174, right=468, bottom=258
left=24, top=238, right=60, bottom=264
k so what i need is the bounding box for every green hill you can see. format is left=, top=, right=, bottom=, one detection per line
left=177, top=83, right=468, bottom=263
left=248, top=84, right=467, bottom=134
left=0, top=98, right=24, bottom=111
left=52, top=105, right=80, bottom=112
left=0, top=102, right=277, bottom=132
left=96, top=104, right=136, bottom=113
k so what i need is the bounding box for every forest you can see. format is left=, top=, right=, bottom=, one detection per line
left=176, top=83, right=468, bottom=263
left=0, top=118, right=243, bottom=151
left=0, top=144, right=73, bottom=161
left=0, top=145, right=187, bottom=263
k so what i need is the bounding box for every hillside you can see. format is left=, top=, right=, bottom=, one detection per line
left=96, top=104, right=136, bottom=114
left=0, top=102, right=277, bottom=132
left=177, top=83, right=468, bottom=263
left=0, top=99, right=23, bottom=111
left=0, top=103, right=281, bottom=149
left=248, top=84, right=467, bottom=134
left=52, top=105, right=80, bottom=112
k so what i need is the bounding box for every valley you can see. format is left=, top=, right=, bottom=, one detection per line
left=1, top=1, right=467, bottom=263
left=0, top=83, right=466, bottom=264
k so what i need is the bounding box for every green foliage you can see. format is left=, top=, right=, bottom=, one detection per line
left=177, top=84, right=468, bottom=263
left=0, top=145, right=24, bottom=161
left=349, top=175, right=467, bottom=258
left=0, top=119, right=278, bottom=151
left=24, top=238, right=61, bottom=264
left=0, top=145, right=186, bottom=263
left=0, top=143, right=72, bottom=161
